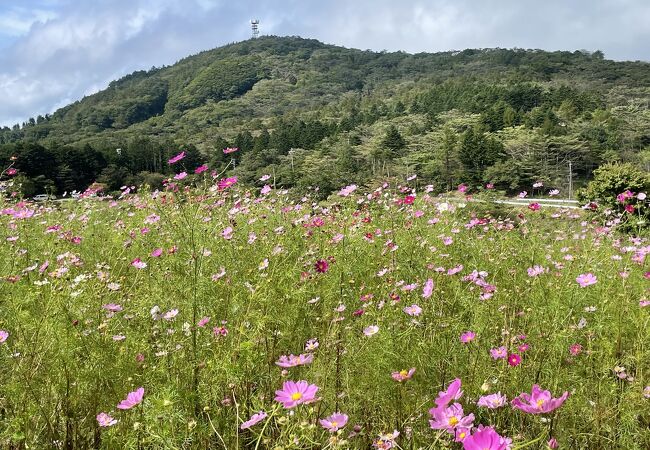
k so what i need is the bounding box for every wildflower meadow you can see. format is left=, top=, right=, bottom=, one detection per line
left=0, top=154, right=649, bottom=449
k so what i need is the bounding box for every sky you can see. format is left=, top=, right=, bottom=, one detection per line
left=1, top=0, right=649, bottom=127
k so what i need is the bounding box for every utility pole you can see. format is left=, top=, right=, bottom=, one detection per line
left=568, top=160, right=573, bottom=199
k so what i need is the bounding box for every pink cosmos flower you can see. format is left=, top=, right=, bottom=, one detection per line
left=240, top=411, right=267, bottom=430
left=435, top=378, right=463, bottom=407
left=528, top=203, right=540, bottom=211
left=511, top=385, right=569, bottom=414
left=261, top=185, right=272, bottom=195
left=458, top=184, right=468, bottom=193
left=319, top=412, right=349, bottom=432
left=260, top=174, right=271, bottom=181
left=274, top=380, right=318, bottom=408
left=460, top=331, right=476, bottom=344
left=275, top=353, right=314, bottom=368
left=363, top=325, right=379, bottom=336
left=490, top=346, right=507, bottom=359
left=422, top=278, right=434, bottom=298
left=548, top=438, right=559, bottom=449
left=477, top=392, right=508, bottom=409
left=223, top=147, right=239, bottom=154
left=194, top=164, right=208, bottom=174
left=576, top=273, right=597, bottom=288
left=163, top=309, right=179, bottom=320
left=168, top=152, right=185, bottom=164
left=197, top=316, right=210, bottom=327
left=131, top=258, right=147, bottom=269
left=102, top=303, right=123, bottom=313
left=96, top=412, right=117, bottom=427
left=429, top=403, right=474, bottom=432
left=339, top=184, right=357, bottom=197
left=174, top=172, right=187, bottom=180
left=391, top=368, right=416, bottom=382
left=221, top=226, right=234, bottom=240
left=569, top=343, right=582, bottom=356
left=117, top=387, right=144, bottom=410
left=6, top=168, right=17, bottom=176
left=0, top=330, right=8, bottom=343
left=527, top=266, right=546, bottom=277
left=403, top=304, right=422, bottom=316
left=213, top=325, right=229, bottom=337
left=151, top=248, right=163, bottom=257
left=462, top=425, right=511, bottom=450
left=373, top=430, right=400, bottom=449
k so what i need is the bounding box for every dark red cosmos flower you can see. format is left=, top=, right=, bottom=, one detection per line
left=314, top=259, right=329, bottom=273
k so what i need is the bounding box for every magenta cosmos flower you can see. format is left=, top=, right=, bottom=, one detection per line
left=429, top=403, right=474, bottom=432
left=462, top=425, right=512, bottom=450
left=576, top=273, right=597, bottom=288
left=391, top=368, right=416, bottom=382
left=511, top=385, right=569, bottom=414
left=223, top=147, right=239, bottom=154
left=217, top=177, right=238, bottom=191
left=96, top=412, right=117, bottom=427
left=117, top=387, right=144, bottom=410
left=507, top=353, right=521, bottom=367
left=240, top=411, right=267, bottom=430
left=274, top=380, right=318, bottom=408
left=0, top=330, right=9, bottom=343
left=168, top=151, right=185, bottom=164
left=275, top=353, right=313, bottom=368
left=435, top=378, right=463, bottom=407
left=194, top=164, right=208, bottom=174
left=319, top=412, right=348, bottom=432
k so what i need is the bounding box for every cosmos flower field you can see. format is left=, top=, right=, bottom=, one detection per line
left=0, top=169, right=649, bottom=449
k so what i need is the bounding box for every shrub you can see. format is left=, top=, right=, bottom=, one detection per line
left=577, top=162, right=650, bottom=230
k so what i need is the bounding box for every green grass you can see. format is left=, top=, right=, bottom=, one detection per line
left=0, top=181, right=648, bottom=449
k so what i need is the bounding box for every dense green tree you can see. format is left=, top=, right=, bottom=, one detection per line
left=381, top=125, right=406, bottom=155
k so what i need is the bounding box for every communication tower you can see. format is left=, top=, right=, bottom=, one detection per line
left=251, top=19, right=260, bottom=39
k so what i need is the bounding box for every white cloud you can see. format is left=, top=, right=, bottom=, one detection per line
left=0, top=7, right=57, bottom=37
left=0, top=0, right=649, bottom=127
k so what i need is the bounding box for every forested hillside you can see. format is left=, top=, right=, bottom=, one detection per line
left=1, top=36, right=649, bottom=197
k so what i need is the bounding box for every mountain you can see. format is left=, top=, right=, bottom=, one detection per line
left=1, top=36, right=649, bottom=197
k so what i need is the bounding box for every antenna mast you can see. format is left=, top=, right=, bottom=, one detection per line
left=251, top=19, right=260, bottom=39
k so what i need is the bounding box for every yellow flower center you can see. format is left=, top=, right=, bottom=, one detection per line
left=291, top=392, right=303, bottom=401
left=449, top=416, right=459, bottom=426
left=331, top=421, right=338, bottom=427
left=399, top=370, right=408, bottom=377
left=536, top=399, right=544, bottom=408
left=459, top=431, right=467, bottom=439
